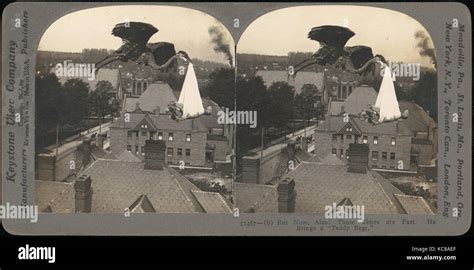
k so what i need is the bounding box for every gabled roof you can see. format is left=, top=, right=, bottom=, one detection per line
left=284, top=162, right=400, bottom=213
left=133, top=114, right=157, bottom=131
left=36, top=159, right=231, bottom=214
left=332, top=86, right=378, bottom=115
left=36, top=181, right=75, bottom=213
left=318, top=115, right=412, bottom=136
left=117, top=150, right=142, bottom=162
left=399, top=101, right=437, bottom=132
left=235, top=182, right=278, bottom=213
left=191, top=190, right=233, bottom=213
left=112, top=112, right=208, bottom=132
left=123, top=82, right=177, bottom=112
left=394, top=194, right=435, bottom=214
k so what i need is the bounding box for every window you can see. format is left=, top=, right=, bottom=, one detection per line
left=346, top=149, right=349, bottom=159
left=168, top=133, right=174, bottom=141
left=340, top=149, right=344, bottom=159
left=332, top=134, right=337, bottom=142
left=332, top=148, right=337, bottom=155
left=158, top=132, right=163, bottom=140
left=141, top=146, right=145, bottom=156
left=391, top=137, right=396, bottom=145
left=167, top=147, right=173, bottom=157
left=372, top=151, right=378, bottom=161
left=127, top=131, right=132, bottom=138
left=382, top=152, right=387, bottom=160
left=135, top=145, right=139, bottom=154
left=177, top=148, right=183, bottom=156
left=127, top=145, right=132, bottom=151
left=185, top=149, right=191, bottom=156
left=186, top=134, right=191, bottom=142
left=141, top=131, right=147, bottom=137
left=346, top=134, right=352, bottom=140
left=390, top=152, right=395, bottom=160
left=373, top=136, right=378, bottom=145
left=363, top=136, right=368, bottom=144
left=141, top=124, right=148, bottom=129
left=346, top=127, right=352, bottom=132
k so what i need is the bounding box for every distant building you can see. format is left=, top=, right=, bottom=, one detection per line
left=109, top=82, right=233, bottom=168
left=53, top=67, right=123, bottom=100
left=315, top=86, right=437, bottom=170
left=256, top=67, right=359, bottom=106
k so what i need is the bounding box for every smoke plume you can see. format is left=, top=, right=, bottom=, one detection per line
left=208, top=25, right=233, bottom=66
left=415, top=30, right=437, bottom=69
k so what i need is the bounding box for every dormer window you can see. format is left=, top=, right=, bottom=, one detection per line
left=141, top=124, right=148, bottom=129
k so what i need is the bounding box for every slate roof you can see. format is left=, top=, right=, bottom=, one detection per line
left=318, top=115, right=412, bottom=136
left=112, top=112, right=208, bottom=132
left=117, top=150, right=143, bottom=162
left=36, top=159, right=231, bottom=214
left=36, top=181, right=75, bottom=213
left=234, top=182, right=278, bottom=213
left=394, top=194, right=435, bottom=215
left=123, top=82, right=177, bottom=112
left=191, top=190, right=233, bottom=213
left=329, top=86, right=378, bottom=115
left=399, top=101, right=438, bottom=132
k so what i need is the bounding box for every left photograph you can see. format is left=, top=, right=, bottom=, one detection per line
left=35, top=5, right=235, bottom=214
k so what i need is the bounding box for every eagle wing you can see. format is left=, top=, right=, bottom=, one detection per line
left=308, top=25, right=355, bottom=49
left=147, top=42, right=177, bottom=66
left=345, top=45, right=374, bottom=69
left=111, top=22, right=158, bottom=45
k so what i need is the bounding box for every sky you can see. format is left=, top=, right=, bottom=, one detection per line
left=237, top=5, right=436, bottom=68
left=38, top=5, right=234, bottom=65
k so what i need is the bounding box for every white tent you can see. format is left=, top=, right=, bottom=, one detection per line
left=178, top=62, right=205, bottom=119
left=374, top=63, right=401, bottom=123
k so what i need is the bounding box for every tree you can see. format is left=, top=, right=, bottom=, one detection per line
left=413, top=70, right=437, bottom=120
left=207, top=68, right=235, bottom=109
left=294, top=84, right=321, bottom=121
left=35, top=73, right=65, bottom=150
left=62, top=78, right=90, bottom=125
left=89, top=81, right=119, bottom=145
left=266, top=81, right=295, bottom=129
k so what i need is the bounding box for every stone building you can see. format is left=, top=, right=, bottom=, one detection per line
left=109, top=81, right=233, bottom=168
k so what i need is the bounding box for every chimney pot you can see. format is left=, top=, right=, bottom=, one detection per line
left=74, top=174, right=93, bottom=213
left=241, top=156, right=260, bottom=184
left=287, top=142, right=296, bottom=163
left=144, top=140, right=166, bottom=170
left=347, top=143, right=369, bottom=174
left=277, top=177, right=297, bottom=213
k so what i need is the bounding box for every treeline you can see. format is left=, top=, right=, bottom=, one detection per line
left=35, top=74, right=120, bottom=151
left=206, top=68, right=324, bottom=156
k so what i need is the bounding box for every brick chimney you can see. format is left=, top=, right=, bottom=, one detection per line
left=154, top=106, right=160, bottom=116
left=144, top=140, right=166, bottom=170
left=74, top=174, right=93, bottom=213
left=277, top=177, right=297, bottom=213
left=135, top=102, right=140, bottom=111
left=347, top=143, right=369, bottom=174
left=242, top=156, right=260, bottom=184
left=287, top=141, right=296, bottom=163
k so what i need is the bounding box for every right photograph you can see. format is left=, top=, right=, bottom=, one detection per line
left=234, top=5, right=438, bottom=215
